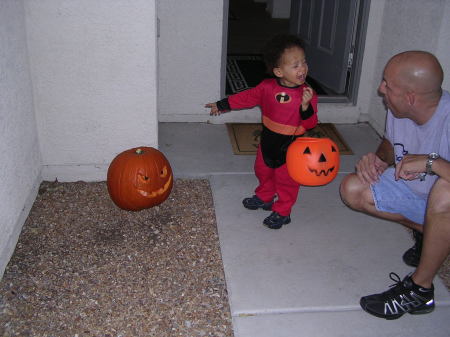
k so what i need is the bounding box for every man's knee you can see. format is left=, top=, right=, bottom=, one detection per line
left=339, top=173, right=357, bottom=206
left=339, top=173, right=373, bottom=210
left=427, top=178, right=450, bottom=215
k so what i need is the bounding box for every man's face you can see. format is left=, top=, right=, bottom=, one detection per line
left=378, top=64, right=408, bottom=118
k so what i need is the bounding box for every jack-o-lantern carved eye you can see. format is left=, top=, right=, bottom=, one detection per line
left=138, top=174, right=150, bottom=183
left=160, top=166, right=168, bottom=178
left=332, top=146, right=337, bottom=152
left=303, top=147, right=311, bottom=154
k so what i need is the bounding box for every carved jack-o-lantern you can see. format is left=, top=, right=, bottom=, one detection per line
left=107, top=147, right=173, bottom=211
left=286, top=137, right=340, bottom=186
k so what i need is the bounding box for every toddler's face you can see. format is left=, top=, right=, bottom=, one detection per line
left=274, top=47, right=308, bottom=87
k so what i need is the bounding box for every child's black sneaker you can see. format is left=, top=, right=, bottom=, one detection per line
left=402, top=230, right=423, bottom=267
left=263, top=211, right=291, bottom=229
left=242, top=195, right=273, bottom=210
left=360, top=272, right=434, bottom=320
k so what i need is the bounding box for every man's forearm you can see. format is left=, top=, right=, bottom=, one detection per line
left=375, top=138, right=395, bottom=166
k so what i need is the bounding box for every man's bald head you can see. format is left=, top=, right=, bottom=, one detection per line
left=386, top=51, right=443, bottom=95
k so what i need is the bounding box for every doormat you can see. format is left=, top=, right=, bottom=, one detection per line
left=226, top=54, right=327, bottom=95
left=226, top=123, right=353, bottom=155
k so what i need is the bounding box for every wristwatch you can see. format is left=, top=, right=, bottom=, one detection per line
left=425, top=152, right=440, bottom=175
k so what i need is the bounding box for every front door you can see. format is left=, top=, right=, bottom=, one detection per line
left=290, top=0, right=359, bottom=94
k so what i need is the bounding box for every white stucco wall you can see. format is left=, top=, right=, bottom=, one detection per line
left=25, top=0, right=158, bottom=182
left=157, top=0, right=226, bottom=122
left=433, top=0, right=450, bottom=90
left=366, top=0, right=450, bottom=134
left=0, top=0, right=42, bottom=278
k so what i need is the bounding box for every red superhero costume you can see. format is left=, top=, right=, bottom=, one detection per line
left=218, top=78, right=318, bottom=216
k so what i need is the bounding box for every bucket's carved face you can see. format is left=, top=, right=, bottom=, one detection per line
left=287, top=137, right=340, bottom=186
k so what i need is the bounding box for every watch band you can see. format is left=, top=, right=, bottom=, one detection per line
left=426, top=152, right=440, bottom=175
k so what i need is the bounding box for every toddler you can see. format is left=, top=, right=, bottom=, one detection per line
left=205, top=34, right=318, bottom=229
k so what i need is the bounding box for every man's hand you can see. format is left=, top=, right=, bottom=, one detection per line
left=356, top=152, right=389, bottom=184
left=205, top=102, right=220, bottom=116
left=301, top=86, right=313, bottom=111
left=395, top=154, right=427, bottom=181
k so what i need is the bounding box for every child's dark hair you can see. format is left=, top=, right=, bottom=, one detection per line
left=263, top=34, right=305, bottom=74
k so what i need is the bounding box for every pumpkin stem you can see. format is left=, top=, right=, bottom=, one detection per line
left=135, top=148, right=143, bottom=154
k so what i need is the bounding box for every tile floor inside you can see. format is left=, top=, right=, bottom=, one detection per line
left=159, top=122, right=450, bottom=337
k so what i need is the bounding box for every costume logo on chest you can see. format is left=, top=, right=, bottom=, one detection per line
left=275, top=92, right=291, bottom=104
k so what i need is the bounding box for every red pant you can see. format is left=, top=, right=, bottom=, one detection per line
left=254, top=146, right=300, bottom=216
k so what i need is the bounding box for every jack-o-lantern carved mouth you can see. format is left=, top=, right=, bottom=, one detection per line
left=137, top=174, right=173, bottom=198
left=308, top=166, right=335, bottom=176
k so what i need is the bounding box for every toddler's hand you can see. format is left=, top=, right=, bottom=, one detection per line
left=301, top=86, right=313, bottom=110
left=205, top=102, right=221, bottom=116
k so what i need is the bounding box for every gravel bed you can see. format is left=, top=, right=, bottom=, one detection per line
left=0, top=179, right=234, bottom=337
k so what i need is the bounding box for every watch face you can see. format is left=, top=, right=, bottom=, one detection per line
left=429, top=152, right=439, bottom=159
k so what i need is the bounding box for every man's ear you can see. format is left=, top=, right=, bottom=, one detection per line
left=406, top=91, right=416, bottom=106
left=273, top=67, right=283, bottom=78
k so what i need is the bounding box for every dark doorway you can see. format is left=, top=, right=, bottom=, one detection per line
left=225, top=0, right=370, bottom=102
left=227, top=0, right=289, bottom=55
left=226, top=0, right=334, bottom=96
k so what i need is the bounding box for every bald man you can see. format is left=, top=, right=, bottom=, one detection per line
left=340, top=51, right=450, bottom=320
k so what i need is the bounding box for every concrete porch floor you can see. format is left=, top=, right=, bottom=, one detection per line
left=159, top=122, right=450, bottom=337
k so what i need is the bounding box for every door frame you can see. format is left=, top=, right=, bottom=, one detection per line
left=340, top=0, right=371, bottom=105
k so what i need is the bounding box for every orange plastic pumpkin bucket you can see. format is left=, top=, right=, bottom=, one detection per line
left=286, top=137, right=340, bottom=186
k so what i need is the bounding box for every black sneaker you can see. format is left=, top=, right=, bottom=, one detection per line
left=242, top=195, right=273, bottom=211
left=402, top=230, right=423, bottom=267
left=263, top=211, right=291, bottom=229
left=360, top=273, right=434, bottom=320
